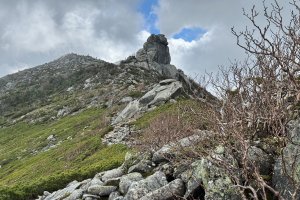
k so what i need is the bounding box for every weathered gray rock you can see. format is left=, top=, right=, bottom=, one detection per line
left=108, top=191, right=122, bottom=200
left=247, top=146, right=273, bottom=175
left=140, top=179, right=185, bottom=200
left=47, top=134, right=56, bottom=142
left=80, top=177, right=103, bottom=192
left=103, top=125, right=131, bottom=145
left=128, top=159, right=154, bottom=174
left=156, top=163, right=174, bottom=179
left=112, top=79, right=183, bottom=126
left=87, top=185, right=117, bottom=196
left=90, top=176, right=103, bottom=185
left=125, top=171, right=168, bottom=200
left=182, top=159, right=241, bottom=200
left=139, top=80, right=183, bottom=107
left=104, top=177, right=121, bottom=187
left=119, top=172, right=143, bottom=194
left=152, top=133, right=206, bottom=163
left=121, top=152, right=138, bottom=171
left=122, top=34, right=178, bottom=79
left=162, top=65, right=178, bottom=79
left=64, top=189, right=83, bottom=200
left=82, top=194, right=101, bottom=200
left=158, top=79, right=176, bottom=85
left=101, top=167, right=125, bottom=182
left=273, top=119, right=300, bottom=199
left=57, top=106, right=71, bottom=117
left=136, top=34, right=170, bottom=65
left=152, top=145, right=172, bottom=163
left=43, top=191, right=51, bottom=196
left=112, top=100, right=140, bottom=124
left=112, top=197, right=125, bottom=200
left=44, top=181, right=82, bottom=200
left=139, top=89, right=156, bottom=105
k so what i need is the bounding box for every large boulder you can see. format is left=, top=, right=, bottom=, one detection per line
left=273, top=119, right=300, bottom=199
left=87, top=185, right=117, bottom=196
left=119, top=172, right=144, bottom=194
left=111, top=79, right=183, bottom=125
left=109, top=191, right=122, bottom=200
left=247, top=146, right=273, bottom=175
left=64, top=189, right=83, bottom=200
left=112, top=100, right=140, bottom=125
left=136, top=34, right=170, bottom=65
left=125, top=171, right=168, bottom=200
left=181, top=158, right=241, bottom=200
left=140, top=79, right=183, bottom=107
left=152, top=132, right=210, bottom=163
left=101, top=167, right=125, bottom=182
left=128, top=159, right=154, bottom=174
left=122, top=34, right=177, bottom=79
left=43, top=180, right=82, bottom=200
left=139, top=179, right=185, bottom=200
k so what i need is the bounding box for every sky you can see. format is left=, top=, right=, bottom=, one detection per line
left=0, top=0, right=293, bottom=78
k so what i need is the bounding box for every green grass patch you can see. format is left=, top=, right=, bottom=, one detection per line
left=0, top=108, right=127, bottom=200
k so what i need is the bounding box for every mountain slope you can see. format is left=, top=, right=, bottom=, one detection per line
left=0, top=34, right=215, bottom=199
left=0, top=53, right=163, bottom=126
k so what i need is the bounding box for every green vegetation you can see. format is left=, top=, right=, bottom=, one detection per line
left=133, top=98, right=215, bottom=130
left=0, top=108, right=127, bottom=200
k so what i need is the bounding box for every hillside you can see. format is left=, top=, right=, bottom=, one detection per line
left=0, top=34, right=215, bottom=200
left=1, top=32, right=299, bottom=200
left=0, top=53, right=163, bottom=126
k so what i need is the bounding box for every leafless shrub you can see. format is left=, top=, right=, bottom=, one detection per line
left=135, top=1, right=300, bottom=199
left=135, top=113, right=194, bottom=151
left=205, top=0, right=300, bottom=199
left=134, top=100, right=217, bottom=153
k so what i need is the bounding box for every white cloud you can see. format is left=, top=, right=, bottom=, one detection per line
left=155, top=0, right=292, bottom=77
left=2, top=3, right=63, bottom=53
left=0, top=0, right=143, bottom=77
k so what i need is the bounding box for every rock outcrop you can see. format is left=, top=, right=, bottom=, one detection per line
left=111, top=79, right=183, bottom=126
left=121, top=34, right=177, bottom=79
left=137, top=34, right=171, bottom=65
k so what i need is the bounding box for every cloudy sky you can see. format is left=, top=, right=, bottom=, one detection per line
left=0, top=0, right=292, bottom=78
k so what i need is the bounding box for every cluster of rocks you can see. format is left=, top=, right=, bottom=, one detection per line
left=121, top=34, right=216, bottom=102
left=112, top=79, right=183, bottom=125
left=103, top=78, right=184, bottom=145
left=103, top=124, right=132, bottom=146
left=37, top=117, right=300, bottom=200
left=37, top=130, right=240, bottom=200
left=121, top=34, right=177, bottom=79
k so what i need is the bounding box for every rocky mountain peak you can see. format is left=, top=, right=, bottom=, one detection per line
left=138, top=34, right=171, bottom=65
left=121, top=34, right=176, bottom=79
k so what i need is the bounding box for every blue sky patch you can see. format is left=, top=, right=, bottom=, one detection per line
left=138, top=0, right=160, bottom=34
left=173, top=27, right=207, bottom=42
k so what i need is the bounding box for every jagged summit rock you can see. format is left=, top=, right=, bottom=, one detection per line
left=137, top=34, right=171, bottom=65
left=122, top=34, right=177, bottom=79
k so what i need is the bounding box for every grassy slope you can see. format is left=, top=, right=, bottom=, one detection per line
left=0, top=108, right=127, bottom=199
left=0, top=98, right=211, bottom=199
